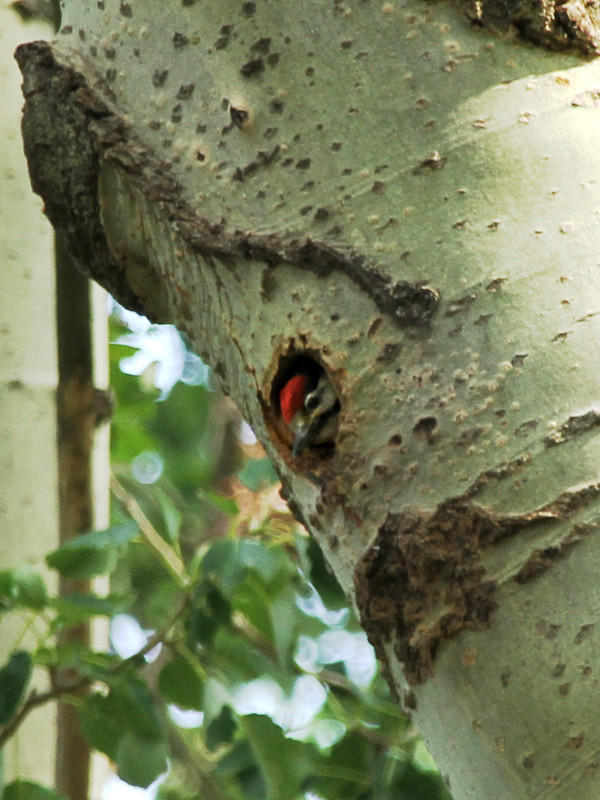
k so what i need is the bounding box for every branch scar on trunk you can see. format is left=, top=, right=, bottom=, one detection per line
left=355, top=482, right=600, bottom=685
left=16, top=40, right=440, bottom=329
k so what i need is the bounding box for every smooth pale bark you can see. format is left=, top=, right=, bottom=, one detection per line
left=0, top=7, right=111, bottom=795
left=0, top=6, right=58, bottom=786
left=15, top=2, right=600, bottom=797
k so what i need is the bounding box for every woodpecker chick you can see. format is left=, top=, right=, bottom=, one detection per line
left=279, top=371, right=340, bottom=458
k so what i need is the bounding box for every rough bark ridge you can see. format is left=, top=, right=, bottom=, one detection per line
left=464, top=0, right=600, bottom=53
left=356, top=481, right=599, bottom=685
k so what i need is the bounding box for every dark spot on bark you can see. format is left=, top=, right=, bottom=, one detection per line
left=558, top=682, right=571, bottom=695
left=403, top=690, right=417, bottom=710
left=177, top=83, right=195, bottom=100
left=314, top=207, right=329, bottom=221
left=103, top=46, right=116, bottom=60
left=486, top=277, right=507, bottom=292
left=251, top=37, right=271, bottom=53
left=511, top=353, right=527, bottom=366
left=105, top=69, right=116, bottom=82
left=455, top=426, right=484, bottom=445
left=536, top=619, right=562, bottom=638
left=567, top=732, right=585, bottom=749
left=371, top=180, right=386, bottom=194
left=500, top=667, right=510, bottom=687
left=367, top=318, right=382, bottom=337
left=267, top=53, right=280, bottom=66
left=296, top=157, right=311, bottom=169
left=552, top=662, right=566, bottom=677
left=388, top=433, right=403, bottom=446
left=376, top=342, right=402, bottom=364
left=270, top=99, right=285, bottom=113
left=171, top=104, right=183, bottom=123
left=242, top=1, right=256, bottom=15
left=413, top=416, right=438, bottom=440
left=413, top=151, right=447, bottom=174
left=230, top=106, right=249, bottom=128
left=173, top=32, right=189, bottom=48
left=575, top=623, right=594, bottom=643
left=119, top=1, right=132, bottom=16
left=515, top=419, right=539, bottom=437
left=523, top=754, right=535, bottom=770
left=240, top=57, right=264, bottom=77
left=445, top=293, right=476, bottom=315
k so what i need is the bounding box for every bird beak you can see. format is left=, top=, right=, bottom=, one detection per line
left=292, top=424, right=311, bottom=458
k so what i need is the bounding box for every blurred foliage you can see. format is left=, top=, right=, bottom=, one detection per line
left=0, top=315, right=452, bottom=800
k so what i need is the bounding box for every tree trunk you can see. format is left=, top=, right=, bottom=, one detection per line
left=0, top=6, right=58, bottom=786
left=0, top=8, right=111, bottom=796
left=14, top=2, right=600, bottom=797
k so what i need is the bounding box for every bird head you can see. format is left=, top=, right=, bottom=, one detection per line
left=279, top=370, right=340, bottom=457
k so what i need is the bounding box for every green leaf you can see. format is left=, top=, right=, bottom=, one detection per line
left=237, top=458, right=278, bottom=492
left=0, top=567, right=48, bottom=611
left=116, top=733, right=169, bottom=788
left=52, top=592, right=133, bottom=625
left=45, top=548, right=116, bottom=579
left=206, top=705, right=236, bottom=751
left=242, top=715, right=313, bottom=800
left=0, top=651, right=33, bottom=724
left=46, top=522, right=139, bottom=578
left=3, top=780, right=68, bottom=800
left=79, top=677, right=165, bottom=764
left=202, top=539, right=281, bottom=593
left=154, top=488, right=182, bottom=544
left=198, top=489, right=239, bottom=516
left=51, top=521, right=140, bottom=551
left=302, top=535, right=347, bottom=610
left=158, top=657, right=203, bottom=710
left=79, top=692, right=129, bottom=761
left=186, top=583, right=232, bottom=647
left=115, top=678, right=165, bottom=740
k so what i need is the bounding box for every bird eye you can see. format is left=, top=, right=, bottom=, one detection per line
left=305, top=393, right=319, bottom=411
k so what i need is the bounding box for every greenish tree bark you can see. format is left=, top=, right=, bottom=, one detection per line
left=14, top=2, right=600, bottom=798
